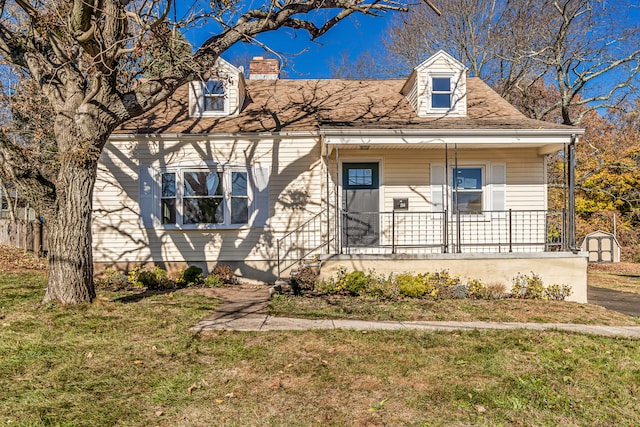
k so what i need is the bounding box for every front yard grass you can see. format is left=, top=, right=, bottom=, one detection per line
left=1, top=270, right=640, bottom=426
left=268, top=294, right=639, bottom=325
left=588, top=262, right=640, bottom=294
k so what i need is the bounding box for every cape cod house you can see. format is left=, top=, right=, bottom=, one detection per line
left=95, top=51, right=588, bottom=302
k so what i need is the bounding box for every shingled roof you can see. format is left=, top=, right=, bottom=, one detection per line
left=115, top=77, right=573, bottom=135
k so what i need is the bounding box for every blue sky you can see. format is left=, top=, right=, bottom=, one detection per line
left=184, top=9, right=393, bottom=79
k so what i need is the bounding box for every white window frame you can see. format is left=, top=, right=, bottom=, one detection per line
left=430, top=75, right=452, bottom=110
left=451, top=166, right=485, bottom=215
left=160, top=166, right=251, bottom=229
left=190, top=80, right=230, bottom=117
left=203, top=80, right=227, bottom=114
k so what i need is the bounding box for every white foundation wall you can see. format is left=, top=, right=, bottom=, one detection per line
left=319, top=253, right=588, bottom=303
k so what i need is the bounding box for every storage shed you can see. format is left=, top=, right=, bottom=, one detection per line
left=581, top=230, right=621, bottom=263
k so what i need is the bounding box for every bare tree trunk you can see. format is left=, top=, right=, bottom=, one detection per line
left=42, top=158, right=97, bottom=304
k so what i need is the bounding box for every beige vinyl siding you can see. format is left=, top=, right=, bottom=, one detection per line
left=93, top=136, right=324, bottom=268
left=331, top=147, right=545, bottom=213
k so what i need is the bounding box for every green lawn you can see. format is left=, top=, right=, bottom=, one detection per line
left=1, top=272, right=639, bottom=426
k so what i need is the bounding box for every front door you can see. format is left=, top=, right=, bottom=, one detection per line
left=342, top=162, right=379, bottom=247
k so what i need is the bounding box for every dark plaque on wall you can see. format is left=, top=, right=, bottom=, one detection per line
left=393, top=198, right=409, bottom=210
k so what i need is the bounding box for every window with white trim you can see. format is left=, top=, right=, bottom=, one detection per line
left=160, top=168, right=249, bottom=227
left=203, top=80, right=226, bottom=112
left=431, top=76, right=452, bottom=109
left=452, top=167, right=483, bottom=213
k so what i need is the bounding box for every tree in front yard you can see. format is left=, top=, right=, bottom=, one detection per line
left=0, top=0, right=410, bottom=304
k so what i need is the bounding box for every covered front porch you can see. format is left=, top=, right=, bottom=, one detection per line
left=275, top=128, right=586, bottom=302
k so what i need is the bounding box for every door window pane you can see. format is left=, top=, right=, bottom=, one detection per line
left=348, top=168, right=373, bottom=186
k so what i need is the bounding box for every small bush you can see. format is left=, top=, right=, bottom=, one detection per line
left=545, top=283, right=572, bottom=301
left=466, top=279, right=487, bottom=299
left=182, top=266, right=204, bottom=287
left=212, top=265, right=236, bottom=285
left=291, top=265, right=318, bottom=294
left=203, top=274, right=225, bottom=288
left=452, top=283, right=469, bottom=299
left=95, top=267, right=129, bottom=291
left=396, top=274, right=431, bottom=298
left=127, top=266, right=172, bottom=290
left=341, top=271, right=369, bottom=296
left=511, top=272, right=545, bottom=299
left=363, top=273, right=399, bottom=300
left=314, top=280, right=340, bottom=295
left=478, top=282, right=507, bottom=299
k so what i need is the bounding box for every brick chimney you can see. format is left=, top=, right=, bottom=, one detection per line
left=249, top=56, right=280, bottom=80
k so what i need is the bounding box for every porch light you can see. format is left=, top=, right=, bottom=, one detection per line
left=359, top=145, right=370, bottom=150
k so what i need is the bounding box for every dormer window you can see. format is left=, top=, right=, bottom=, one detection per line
left=204, top=80, right=226, bottom=112
left=188, top=57, right=247, bottom=118
left=431, top=77, right=452, bottom=109
left=400, top=50, right=468, bottom=118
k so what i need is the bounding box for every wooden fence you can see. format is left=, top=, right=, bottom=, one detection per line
left=0, top=219, right=47, bottom=255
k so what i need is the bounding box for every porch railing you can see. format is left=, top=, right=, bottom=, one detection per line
left=340, top=209, right=566, bottom=254
left=276, top=210, right=330, bottom=278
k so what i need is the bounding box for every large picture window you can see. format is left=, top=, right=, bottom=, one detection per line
left=160, top=168, right=249, bottom=227
left=452, top=167, right=483, bottom=213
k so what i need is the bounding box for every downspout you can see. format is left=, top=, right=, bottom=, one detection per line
left=324, top=136, right=330, bottom=254
left=568, top=134, right=578, bottom=253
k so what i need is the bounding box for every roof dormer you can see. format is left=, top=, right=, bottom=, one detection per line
left=189, top=57, right=246, bottom=118
left=401, top=50, right=468, bottom=118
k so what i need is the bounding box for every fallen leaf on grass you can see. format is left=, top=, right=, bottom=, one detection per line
left=188, top=383, right=201, bottom=395
left=524, top=351, right=537, bottom=355
left=133, top=360, right=143, bottom=364
left=154, top=410, right=163, bottom=416
left=269, top=378, right=282, bottom=389
left=215, top=399, right=224, bottom=404
left=85, top=352, right=93, bottom=359
left=474, top=405, right=487, bottom=413
left=563, top=348, right=572, bottom=353
left=369, top=399, right=388, bottom=411
left=225, top=392, right=235, bottom=399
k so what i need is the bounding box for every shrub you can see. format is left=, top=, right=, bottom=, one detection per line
left=95, top=267, right=129, bottom=291
left=545, top=283, right=572, bottom=301
left=511, top=272, right=546, bottom=299
left=363, top=273, right=399, bottom=300
left=203, top=274, right=225, bottom=288
left=396, top=274, right=431, bottom=298
left=182, top=266, right=204, bottom=287
left=291, top=265, right=318, bottom=294
left=428, top=271, right=460, bottom=300
left=314, top=280, right=340, bottom=295
left=127, top=266, right=172, bottom=290
left=452, top=283, right=469, bottom=299
left=478, top=282, right=508, bottom=299
left=466, top=279, right=486, bottom=299
left=212, top=264, right=236, bottom=285
left=340, top=271, right=369, bottom=296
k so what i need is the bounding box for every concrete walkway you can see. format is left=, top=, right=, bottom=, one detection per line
left=191, top=286, right=640, bottom=338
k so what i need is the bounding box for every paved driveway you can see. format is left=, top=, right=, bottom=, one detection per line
left=588, top=286, right=640, bottom=317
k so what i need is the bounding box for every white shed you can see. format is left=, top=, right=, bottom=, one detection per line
left=580, top=230, right=621, bottom=263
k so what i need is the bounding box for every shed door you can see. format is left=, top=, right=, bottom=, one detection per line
left=342, top=163, right=379, bottom=247
left=586, top=236, right=614, bottom=263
